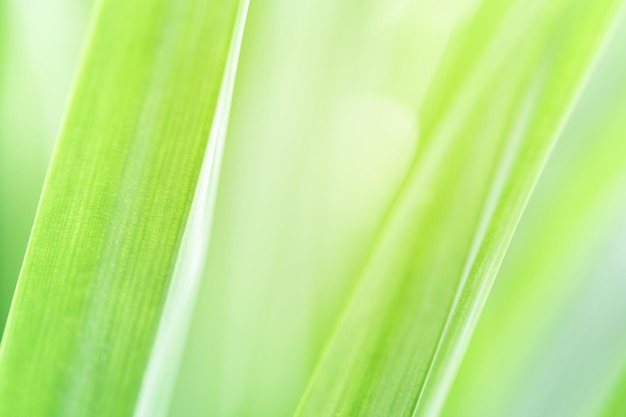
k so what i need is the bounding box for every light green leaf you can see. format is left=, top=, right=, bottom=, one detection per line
left=294, top=0, right=623, bottom=416
left=441, top=9, right=626, bottom=416
left=0, top=0, right=242, bottom=415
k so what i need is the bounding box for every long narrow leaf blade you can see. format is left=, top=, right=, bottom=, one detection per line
left=294, top=1, right=622, bottom=416
left=0, top=0, right=240, bottom=415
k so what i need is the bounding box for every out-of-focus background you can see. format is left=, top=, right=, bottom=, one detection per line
left=0, top=0, right=91, bottom=335
left=2, top=1, right=626, bottom=417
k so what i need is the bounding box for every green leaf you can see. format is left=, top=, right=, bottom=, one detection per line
left=0, top=0, right=242, bottom=415
left=442, top=11, right=626, bottom=416
left=294, top=0, right=623, bottom=416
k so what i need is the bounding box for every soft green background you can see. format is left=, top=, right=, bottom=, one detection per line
left=0, top=0, right=90, bottom=336
left=1, top=0, right=626, bottom=416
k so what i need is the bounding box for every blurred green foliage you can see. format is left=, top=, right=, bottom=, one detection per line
left=0, top=0, right=90, bottom=335
left=1, top=0, right=626, bottom=416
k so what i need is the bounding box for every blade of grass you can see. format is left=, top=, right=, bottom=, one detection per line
left=294, top=0, right=623, bottom=416
left=412, top=2, right=625, bottom=414
left=441, top=10, right=626, bottom=415
left=443, top=156, right=626, bottom=417
left=0, top=0, right=241, bottom=415
left=134, top=1, right=249, bottom=415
